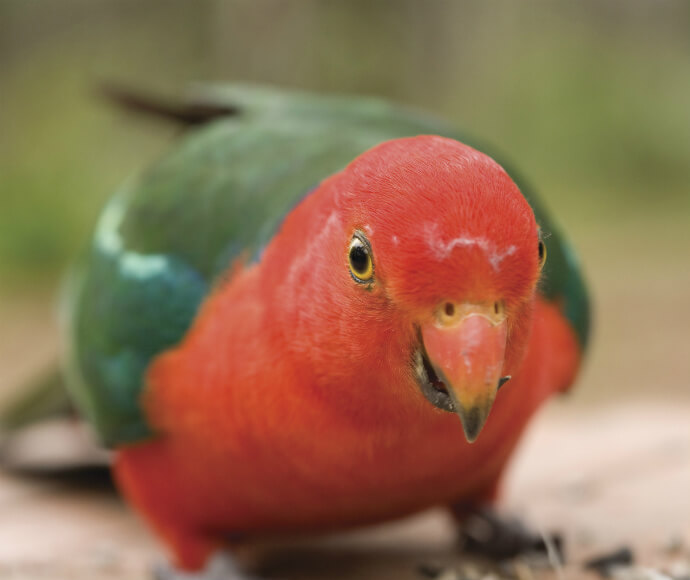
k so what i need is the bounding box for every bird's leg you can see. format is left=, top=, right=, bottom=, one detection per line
left=153, top=552, right=264, bottom=580
left=454, top=506, right=564, bottom=561
left=449, top=484, right=564, bottom=561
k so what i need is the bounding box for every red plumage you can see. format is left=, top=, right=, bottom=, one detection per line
left=115, top=137, right=581, bottom=570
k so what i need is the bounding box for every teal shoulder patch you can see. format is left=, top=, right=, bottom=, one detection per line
left=66, top=194, right=207, bottom=445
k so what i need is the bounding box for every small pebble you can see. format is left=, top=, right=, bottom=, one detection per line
left=585, top=547, right=635, bottom=576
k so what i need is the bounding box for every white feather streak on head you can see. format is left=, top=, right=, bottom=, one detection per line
left=424, top=222, right=516, bottom=272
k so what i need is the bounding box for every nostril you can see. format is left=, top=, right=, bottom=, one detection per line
left=444, top=302, right=455, bottom=317
left=493, top=301, right=501, bottom=315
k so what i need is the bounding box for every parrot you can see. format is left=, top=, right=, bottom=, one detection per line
left=12, top=85, right=591, bottom=577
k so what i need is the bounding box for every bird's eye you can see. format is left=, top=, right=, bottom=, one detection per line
left=538, top=239, right=547, bottom=269
left=348, top=234, right=374, bottom=283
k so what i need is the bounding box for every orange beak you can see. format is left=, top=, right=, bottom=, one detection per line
left=420, top=303, right=508, bottom=442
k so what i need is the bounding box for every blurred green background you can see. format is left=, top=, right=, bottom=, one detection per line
left=1, top=0, right=689, bottom=406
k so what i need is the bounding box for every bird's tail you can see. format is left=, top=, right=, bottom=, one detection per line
left=98, top=83, right=240, bottom=126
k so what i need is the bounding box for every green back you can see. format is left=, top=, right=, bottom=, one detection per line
left=67, top=85, right=590, bottom=446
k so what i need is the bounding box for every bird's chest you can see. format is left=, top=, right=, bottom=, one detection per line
left=188, top=394, right=526, bottom=534
left=275, top=407, right=514, bottom=502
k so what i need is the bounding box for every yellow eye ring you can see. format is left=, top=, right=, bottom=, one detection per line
left=538, top=239, right=547, bottom=269
left=348, top=234, right=374, bottom=283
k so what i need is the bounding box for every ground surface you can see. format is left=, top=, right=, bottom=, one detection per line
left=0, top=402, right=688, bottom=580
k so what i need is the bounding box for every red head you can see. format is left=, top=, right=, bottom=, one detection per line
left=262, top=136, right=544, bottom=442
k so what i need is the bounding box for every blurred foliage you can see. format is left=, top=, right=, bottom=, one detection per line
left=1, top=0, right=689, bottom=290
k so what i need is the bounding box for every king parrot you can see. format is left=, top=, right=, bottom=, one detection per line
left=61, top=85, right=589, bottom=573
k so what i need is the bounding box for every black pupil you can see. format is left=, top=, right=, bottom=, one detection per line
left=350, top=244, right=370, bottom=274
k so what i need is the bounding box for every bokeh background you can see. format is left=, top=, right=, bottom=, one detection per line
left=1, top=0, right=689, bottom=421
left=0, top=3, right=689, bottom=579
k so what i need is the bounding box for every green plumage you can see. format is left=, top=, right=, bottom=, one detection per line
left=64, top=85, right=589, bottom=446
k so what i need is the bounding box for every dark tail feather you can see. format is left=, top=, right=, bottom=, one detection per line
left=98, top=84, right=240, bottom=126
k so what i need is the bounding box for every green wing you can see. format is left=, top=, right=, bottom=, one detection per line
left=66, top=84, right=590, bottom=446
